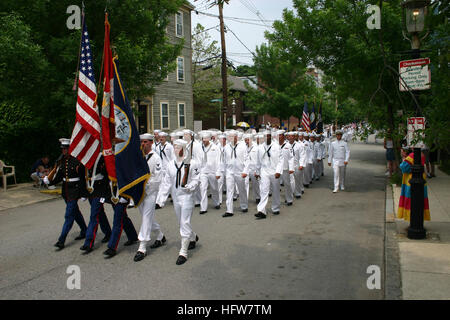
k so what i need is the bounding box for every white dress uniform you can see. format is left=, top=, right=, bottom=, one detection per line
left=186, top=138, right=204, bottom=206
left=199, top=141, right=221, bottom=212
left=328, top=137, right=350, bottom=191
left=138, top=149, right=165, bottom=252
left=217, top=137, right=227, bottom=204
left=313, top=138, right=322, bottom=181
left=280, top=139, right=295, bottom=204
left=303, top=136, right=312, bottom=186
left=293, top=137, right=307, bottom=197
left=255, top=139, right=284, bottom=215
left=163, top=149, right=201, bottom=261
left=155, top=139, right=175, bottom=207
left=319, top=136, right=326, bottom=177
left=222, top=139, right=250, bottom=214
left=246, top=139, right=260, bottom=203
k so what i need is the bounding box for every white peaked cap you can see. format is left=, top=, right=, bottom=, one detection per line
left=140, top=133, right=154, bottom=140
left=173, top=139, right=188, bottom=148
left=59, top=138, right=70, bottom=147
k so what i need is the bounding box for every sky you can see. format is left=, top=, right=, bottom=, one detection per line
left=190, top=0, right=295, bottom=66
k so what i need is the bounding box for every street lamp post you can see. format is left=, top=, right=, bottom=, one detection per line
left=402, top=0, right=430, bottom=239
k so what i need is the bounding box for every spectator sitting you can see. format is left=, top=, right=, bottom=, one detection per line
left=31, top=156, right=51, bottom=187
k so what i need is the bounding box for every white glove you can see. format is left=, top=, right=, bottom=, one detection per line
left=183, top=184, right=196, bottom=193
left=81, top=197, right=87, bottom=202
left=43, top=176, right=50, bottom=185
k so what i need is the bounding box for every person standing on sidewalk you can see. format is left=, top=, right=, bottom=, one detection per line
left=328, top=130, right=350, bottom=193
left=397, top=147, right=431, bottom=221
left=43, top=138, right=87, bottom=250
left=384, top=130, right=396, bottom=178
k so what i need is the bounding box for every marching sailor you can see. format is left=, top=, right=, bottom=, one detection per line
left=254, top=130, right=284, bottom=219
left=217, top=134, right=227, bottom=204
left=328, top=130, right=350, bottom=193
left=244, top=133, right=260, bottom=204
left=44, top=138, right=88, bottom=250
left=134, top=133, right=167, bottom=262
left=163, top=139, right=201, bottom=265
left=221, top=130, right=250, bottom=218
left=278, top=130, right=295, bottom=206
left=303, top=133, right=312, bottom=188
left=155, top=131, right=174, bottom=209
left=199, top=131, right=222, bottom=214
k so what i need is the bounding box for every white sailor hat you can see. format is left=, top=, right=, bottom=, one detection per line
left=276, top=129, right=285, bottom=136
left=218, top=134, right=226, bottom=139
left=287, top=131, right=297, bottom=136
left=153, top=129, right=161, bottom=134
left=336, top=130, right=343, bottom=135
left=169, top=131, right=178, bottom=137
left=200, top=131, right=212, bottom=139
left=226, top=130, right=237, bottom=136
left=173, top=139, right=188, bottom=148
left=140, top=133, right=154, bottom=141
left=59, top=138, right=70, bottom=148
left=159, top=131, right=168, bottom=137
left=298, top=131, right=304, bottom=136
left=243, top=133, right=252, bottom=140
left=183, top=129, right=194, bottom=135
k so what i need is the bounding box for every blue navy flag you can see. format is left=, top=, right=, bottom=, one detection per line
left=310, top=102, right=316, bottom=131
left=317, top=101, right=323, bottom=133
left=112, top=56, right=149, bottom=206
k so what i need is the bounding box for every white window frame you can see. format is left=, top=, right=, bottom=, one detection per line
left=177, top=102, right=186, bottom=128
left=160, top=101, right=170, bottom=129
left=175, top=11, right=183, bottom=38
left=176, top=56, right=185, bottom=83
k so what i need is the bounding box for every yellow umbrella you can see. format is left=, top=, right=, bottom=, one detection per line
left=237, top=122, right=250, bottom=128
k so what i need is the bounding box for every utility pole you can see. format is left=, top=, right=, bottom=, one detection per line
left=218, top=2, right=228, bottom=130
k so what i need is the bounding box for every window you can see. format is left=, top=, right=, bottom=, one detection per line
left=178, top=102, right=185, bottom=128
left=160, top=102, right=169, bottom=129
left=176, top=11, right=183, bottom=37
left=177, top=57, right=184, bottom=82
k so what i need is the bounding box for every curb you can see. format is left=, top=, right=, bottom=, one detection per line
left=384, top=182, right=403, bottom=299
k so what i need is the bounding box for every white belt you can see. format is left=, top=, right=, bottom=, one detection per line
left=92, top=174, right=104, bottom=181
left=63, top=177, right=80, bottom=182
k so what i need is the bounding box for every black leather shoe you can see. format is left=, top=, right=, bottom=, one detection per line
left=214, top=205, right=221, bottom=210
left=222, top=212, right=234, bottom=218
left=103, top=248, right=116, bottom=258
left=134, top=251, right=146, bottom=262
left=199, top=211, right=207, bottom=214
left=256, top=199, right=260, bottom=204
left=269, top=193, right=272, bottom=197
left=304, top=184, right=309, bottom=188
left=285, top=202, right=293, bottom=206
left=155, top=204, right=161, bottom=209
left=208, top=194, right=212, bottom=198
left=124, top=240, right=137, bottom=246
left=54, top=241, right=64, bottom=250
left=233, top=198, right=237, bottom=202
left=195, top=204, right=200, bottom=207
left=254, top=212, right=266, bottom=219
left=272, top=211, right=280, bottom=215
left=241, top=208, right=248, bottom=213
left=150, top=236, right=166, bottom=249
left=321, top=173, right=324, bottom=176
left=295, top=195, right=301, bottom=199
left=74, top=234, right=85, bottom=240
left=188, top=235, right=199, bottom=250
left=82, top=246, right=93, bottom=254
left=302, top=191, right=305, bottom=194
left=80, top=245, right=89, bottom=251
left=101, top=235, right=110, bottom=243
left=176, top=255, right=187, bottom=265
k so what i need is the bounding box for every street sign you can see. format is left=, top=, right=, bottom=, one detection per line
left=399, top=58, right=431, bottom=91
left=407, top=117, right=425, bottom=148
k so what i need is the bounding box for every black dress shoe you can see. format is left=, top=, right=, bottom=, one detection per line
left=208, top=194, right=212, bottom=198
left=155, top=204, right=162, bottom=209
left=80, top=245, right=89, bottom=251
left=195, top=204, right=200, bottom=207
left=214, top=205, right=221, bottom=210
left=54, top=241, right=64, bottom=250
left=74, top=234, right=85, bottom=240
left=233, top=198, right=237, bottom=202
left=241, top=208, right=248, bottom=213
left=222, top=212, right=234, bottom=218
left=295, top=195, right=301, bottom=199
left=176, top=255, right=187, bottom=265
left=272, top=211, right=280, bottom=215
left=188, top=235, right=199, bottom=250
left=150, top=236, right=166, bottom=249
left=82, top=247, right=93, bottom=254
left=256, top=199, right=260, bottom=204
left=321, top=173, right=324, bottom=176
left=302, top=191, right=305, bottom=194
left=304, top=184, right=309, bottom=188
left=124, top=240, right=137, bottom=246
left=269, top=193, right=272, bottom=197
left=254, top=212, right=266, bottom=219
left=285, top=202, right=293, bottom=206
left=101, top=235, right=110, bottom=243
left=199, top=211, right=207, bottom=214
left=103, top=248, right=116, bottom=258
left=134, top=251, right=146, bottom=262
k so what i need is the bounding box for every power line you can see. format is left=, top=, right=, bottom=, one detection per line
left=224, top=23, right=256, bottom=58
left=194, top=10, right=275, bottom=22
left=192, top=24, right=220, bottom=36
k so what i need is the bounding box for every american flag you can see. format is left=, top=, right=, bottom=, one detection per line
left=301, top=101, right=310, bottom=132
left=69, top=19, right=101, bottom=169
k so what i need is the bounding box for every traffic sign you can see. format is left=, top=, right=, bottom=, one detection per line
left=399, top=58, right=431, bottom=91
left=407, top=117, right=426, bottom=148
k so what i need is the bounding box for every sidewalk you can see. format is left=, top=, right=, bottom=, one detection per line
left=387, top=167, right=450, bottom=300
left=0, top=183, right=61, bottom=212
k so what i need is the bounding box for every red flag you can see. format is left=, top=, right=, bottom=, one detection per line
left=69, top=16, right=101, bottom=169
left=101, top=13, right=116, bottom=182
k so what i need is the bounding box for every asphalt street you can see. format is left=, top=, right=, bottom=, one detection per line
left=0, top=142, right=387, bottom=299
